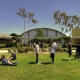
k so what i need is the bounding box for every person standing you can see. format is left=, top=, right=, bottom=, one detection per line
left=50, top=41, right=57, bottom=64
left=35, top=42, right=40, bottom=64
left=75, top=42, right=79, bottom=59
left=40, top=42, right=44, bottom=48
left=67, top=42, right=72, bottom=61
left=76, top=41, right=80, bottom=60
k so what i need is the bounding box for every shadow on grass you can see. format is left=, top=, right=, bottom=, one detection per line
left=28, top=62, right=36, bottom=64
left=71, top=58, right=75, bottom=60
left=61, top=59, right=69, bottom=61
left=41, top=62, right=51, bottom=65
left=0, top=64, right=17, bottom=66
left=62, top=58, right=75, bottom=61
left=28, top=62, right=51, bottom=65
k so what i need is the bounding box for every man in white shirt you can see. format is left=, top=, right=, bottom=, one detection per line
left=50, top=41, right=57, bottom=64
left=35, top=42, right=39, bottom=64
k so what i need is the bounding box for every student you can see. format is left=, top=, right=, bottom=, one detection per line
left=75, top=42, right=79, bottom=59
left=9, top=50, right=16, bottom=61
left=50, top=41, right=57, bottom=64
left=40, top=42, right=44, bottom=48
left=35, top=42, right=40, bottom=64
left=67, top=42, right=72, bottom=61
left=1, top=55, right=17, bottom=66
left=76, top=41, right=80, bottom=60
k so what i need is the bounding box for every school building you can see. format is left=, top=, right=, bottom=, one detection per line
left=21, top=28, right=66, bottom=44
left=72, top=28, right=80, bottom=44
left=0, top=33, right=13, bottom=44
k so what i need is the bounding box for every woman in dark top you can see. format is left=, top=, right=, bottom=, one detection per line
left=75, top=41, right=80, bottom=60
left=75, top=42, right=79, bottom=59
left=68, top=42, right=72, bottom=60
left=9, top=51, right=16, bottom=61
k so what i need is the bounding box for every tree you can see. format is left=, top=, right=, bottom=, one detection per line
left=53, top=10, right=80, bottom=36
left=16, top=8, right=38, bottom=44
left=10, top=33, right=21, bottom=40
left=36, top=28, right=44, bottom=37
left=10, top=33, right=21, bottom=44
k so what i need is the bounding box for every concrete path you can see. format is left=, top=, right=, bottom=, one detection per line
left=0, top=50, right=8, bottom=53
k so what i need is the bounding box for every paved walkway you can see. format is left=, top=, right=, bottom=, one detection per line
left=72, top=50, right=76, bottom=53
left=0, top=50, right=8, bottom=53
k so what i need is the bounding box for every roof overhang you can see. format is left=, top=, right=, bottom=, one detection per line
left=0, top=36, right=12, bottom=39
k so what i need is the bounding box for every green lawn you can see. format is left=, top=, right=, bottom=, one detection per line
left=0, top=52, right=80, bottom=80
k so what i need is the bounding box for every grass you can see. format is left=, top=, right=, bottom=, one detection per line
left=0, top=52, right=80, bottom=80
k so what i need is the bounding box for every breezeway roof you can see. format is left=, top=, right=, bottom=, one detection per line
left=0, top=33, right=12, bottom=39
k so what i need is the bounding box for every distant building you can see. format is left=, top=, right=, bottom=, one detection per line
left=0, top=33, right=13, bottom=44
left=72, top=28, right=80, bottom=44
left=20, top=28, right=66, bottom=44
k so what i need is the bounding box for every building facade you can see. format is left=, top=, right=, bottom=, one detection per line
left=0, top=33, right=13, bottom=44
left=21, top=28, right=66, bottom=44
left=72, top=28, right=80, bottom=44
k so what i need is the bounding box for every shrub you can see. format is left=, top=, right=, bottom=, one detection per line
left=8, top=48, right=12, bottom=53
left=6, top=43, right=13, bottom=47
left=60, top=48, right=68, bottom=52
left=61, top=44, right=67, bottom=48
left=72, top=44, right=77, bottom=47
left=48, top=44, right=52, bottom=47
left=44, top=44, right=49, bottom=48
left=41, top=48, right=49, bottom=52
left=0, top=44, right=6, bottom=48
left=26, top=47, right=34, bottom=51
left=18, top=47, right=34, bottom=53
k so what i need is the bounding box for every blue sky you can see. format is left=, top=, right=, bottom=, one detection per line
left=0, top=0, right=80, bottom=35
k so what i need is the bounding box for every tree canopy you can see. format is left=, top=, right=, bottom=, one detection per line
left=36, top=28, right=44, bottom=37
left=53, top=10, right=80, bottom=36
left=16, top=8, right=38, bottom=44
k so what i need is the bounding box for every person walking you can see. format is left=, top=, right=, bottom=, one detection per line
left=50, top=41, right=57, bottom=64
left=67, top=42, right=72, bottom=61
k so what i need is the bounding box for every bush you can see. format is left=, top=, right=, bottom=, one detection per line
left=72, top=44, right=77, bottom=47
left=26, top=44, right=30, bottom=47
left=41, top=48, right=49, bottom=52
left=6, top=43, right=13, bottom=47
left=17, top=48, right=27, bottom=53
left=44, top=44, right=49, bottom=48
left=26, top=47, right=34, bottom=51
left=18, top=48, right=22, bottom=53
left=0, top=44, right=6, bottom=48
left=18, top=47, right=34, bottom=53
left=61, top=44, right=67, bottom=48
left=60, top=48, right=68, bottom=52
left=48, top=44, right=52, bottom=47
left=8, top=48, right=12, bottom=53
